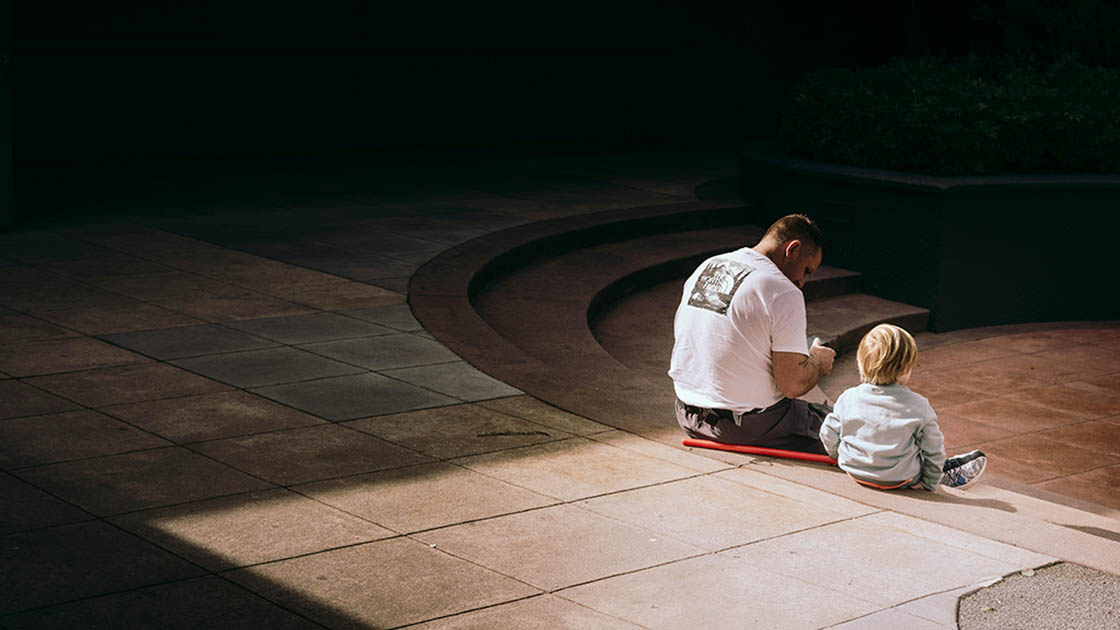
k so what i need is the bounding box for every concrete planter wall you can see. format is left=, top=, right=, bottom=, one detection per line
left=741, top=141, right=1120, bottom=332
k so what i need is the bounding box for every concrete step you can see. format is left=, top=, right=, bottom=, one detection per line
left=803, top=265, right=862, bottom=302
left=807, top=293, right=931, bottom=356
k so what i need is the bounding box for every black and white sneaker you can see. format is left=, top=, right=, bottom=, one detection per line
left=941, top=450, right=987, bottom=490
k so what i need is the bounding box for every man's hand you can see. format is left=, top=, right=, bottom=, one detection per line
left=810, top=338, right=835, bottom=376
left=773, top=340, right=835, bottom=400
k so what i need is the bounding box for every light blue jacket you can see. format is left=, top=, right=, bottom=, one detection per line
left=820, top=383, right=946, bottom=490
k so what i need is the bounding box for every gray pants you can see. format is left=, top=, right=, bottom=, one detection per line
left=676, top=397, right=831, bottom=456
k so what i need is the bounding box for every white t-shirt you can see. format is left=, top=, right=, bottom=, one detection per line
left=668, top=247, right=809, bottom=412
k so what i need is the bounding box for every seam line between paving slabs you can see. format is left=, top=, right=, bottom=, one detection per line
left=167, top=354, right=460, bottom=392
left=81, top=225, right=428, bottom=284
left=2, top=359, right=159, bottom=380
left=541, top=515, right=894, bottom=604
left=90, top=323, right=471, bottom=404
left=3, top=540, right=329, bottom=630
left=10, top=255, right=328, bottom=324
left=471, top=399, right=618, bottom=436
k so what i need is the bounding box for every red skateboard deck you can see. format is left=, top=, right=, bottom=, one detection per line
left=682, top=438, right=838, bottom=465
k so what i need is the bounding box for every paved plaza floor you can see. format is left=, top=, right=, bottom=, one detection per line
left=1, top=147, right=1117, bottom=628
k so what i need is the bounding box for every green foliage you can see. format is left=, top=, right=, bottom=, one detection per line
left=1037, top=0, right=1120, bottom=67
left=780, top=56, right=1120, bottom=175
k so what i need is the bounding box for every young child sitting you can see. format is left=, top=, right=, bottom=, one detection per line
left=819, top=324, right=987, bottom=491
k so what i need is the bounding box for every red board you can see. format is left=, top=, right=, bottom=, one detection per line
left=682, top=438, right=838, bottom=465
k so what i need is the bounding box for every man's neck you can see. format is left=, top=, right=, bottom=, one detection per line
left=752, top=239, right=783, bottom=267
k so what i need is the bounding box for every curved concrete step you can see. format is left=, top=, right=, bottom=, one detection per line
left=411, top=201, right=929, bottom=439
left=807, top=293, right=930, bottom=356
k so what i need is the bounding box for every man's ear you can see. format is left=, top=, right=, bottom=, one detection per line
left=784, top=239, right=801, bottom=259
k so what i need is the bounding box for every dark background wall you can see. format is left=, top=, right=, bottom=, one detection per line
left=1, top=0, right=10, bottom=227
left=10, top=1, right=911, bottom=164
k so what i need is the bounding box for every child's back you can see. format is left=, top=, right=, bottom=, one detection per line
left=822, top=381, right=944, bottom=490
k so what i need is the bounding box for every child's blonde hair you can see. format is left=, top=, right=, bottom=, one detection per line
left=857, top=324, right=917, bottom=385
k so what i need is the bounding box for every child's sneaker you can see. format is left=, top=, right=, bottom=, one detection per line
left=940, top=450, right=987, bottom=490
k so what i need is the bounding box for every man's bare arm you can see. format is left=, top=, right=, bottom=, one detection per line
left=773, top=342, right=835, bottom=399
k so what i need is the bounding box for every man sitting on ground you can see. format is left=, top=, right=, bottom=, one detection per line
left=669, top=213, right=836, bottom=454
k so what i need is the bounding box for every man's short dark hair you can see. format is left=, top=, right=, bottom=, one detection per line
left=764, top=214, right=825, bottom=250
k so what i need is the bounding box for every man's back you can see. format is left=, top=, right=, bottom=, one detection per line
left=668, top=247, right=809, bottom=413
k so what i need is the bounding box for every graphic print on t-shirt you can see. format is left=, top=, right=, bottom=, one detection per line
left=687, top=258, right=754, bottom=315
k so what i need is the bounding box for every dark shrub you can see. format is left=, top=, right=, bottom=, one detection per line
left=780, top=56, right=1120, bottom=175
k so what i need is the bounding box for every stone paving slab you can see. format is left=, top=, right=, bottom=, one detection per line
left=586, top=430, right=730, bottom=473
left=478, top=395, right=613, bottom=435
left=408, top=594, right=644, bottom=629
left=6, top=288, right=149, bottom=317
left=559, top=553, right=879, bottom=630
left=719, top=514, right=1038, bottom=608
left=712, top=467, right=881, bottom=516
left=100, top=390, right=327, bottom=443
left=345, top=403, right=577, bottom=459
left=172, top=346, right=366, bottom=388
left=828, top=608, right=951, bottom=629
left=100, top=323, right=280, bottom=359
left=940, top=396, right=1084, bottom=434
left=1013, top=383, right=1120, bottom=419
left=148, top=289, right=316, bottom=322
left=862, top=511, right=1054, bottom=567
left=38, top=253, right=175, bottom=280
left=0, top=310, right=81, bottom=343
left=0, top=235, right=112, bottom=264
left=251, top=372, right=459, bottom=420
left=978, top=434, right=1120, bottom=484
left=319, top=231, right=446, bottom=263
left=296, top=461, right=558, bottom=533
left=893, top=583, right=980, bottom=628
left=284, top=251, right=419, bottom=281
left=24, top=362, right=232, bottom=407
left=34, top=302, right=204, bottom=336
left=300, top=333, right=460, bottom=371
left=0, top=472, right=92, bottom=534
left=85, top=269, right=251, bottom=300
left=0, top=336, right=149, bottom=377
left=416, top=503, right=705, bottom=591
left=0, top=521, right=206, bottom=615
left=723, top=457, right=1119, bottom=574
left=578, top=474, right=866, bottom=552
left=1034, top=464, right=1120, bottom=510
left=0, top=409, right=171, bottom=467
left=366, top=275, right=411, bottom=292
left=191, top=424, right=432, bottom=485
left=225, top=537, right=540, bottom=630
left=1, top=576, right=323, bottom=630
left=452, top=437, right=701, bottom=501
left=18, top=446, right=275, bottom=516
left=224, top=311, right=393, bottom=343
left=381, top=360, right=523, bottom=400
left=1071, top=372, right=1120, bottom=396
left=0, top=379, right=81, bottom=419
left=110, top=488, right=395, bottom=571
